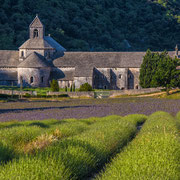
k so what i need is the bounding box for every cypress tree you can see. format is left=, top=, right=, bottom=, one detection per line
left=73, top=83, right=75, bottom=92
left=70, top=85, right=72, bottom=92
left=139, top=49, right=153, bottom=88
left=50, top=79, right=59, bottom=92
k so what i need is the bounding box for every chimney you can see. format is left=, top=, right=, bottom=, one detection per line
left=175, top=44, right=178, bottom=57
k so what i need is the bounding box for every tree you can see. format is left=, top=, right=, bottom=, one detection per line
left=153, top=52, right=180, bottom=95
left=73, top=83, right=75, bottom=92
left=70, top=85, right=72, bottom=92
left=139, top=49, right=159, bottom=88
left=50, top=79, right=59, bottom=92
left=79, top=83, right=93, bottom=91
left=65, top=86, right=67, bottom=92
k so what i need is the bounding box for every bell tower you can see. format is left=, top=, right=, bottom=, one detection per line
left=29, top=15, right=44, bottom=39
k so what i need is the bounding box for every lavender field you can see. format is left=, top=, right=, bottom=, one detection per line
left=0, top=97, right=180, bottom=122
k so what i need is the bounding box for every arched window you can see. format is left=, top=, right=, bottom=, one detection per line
left=30, top=77, right=33, bottom=83
left=21, top=51, right=24, bottom=57
left=119, top=74, right=122, bottom=79
left=33, top=29, right=38, bottom=38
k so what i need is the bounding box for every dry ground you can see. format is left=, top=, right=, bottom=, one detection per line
left=0, top=97, right=179, bottom=122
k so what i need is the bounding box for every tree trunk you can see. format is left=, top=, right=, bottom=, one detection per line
left=166, top=87, right=170, bottom=95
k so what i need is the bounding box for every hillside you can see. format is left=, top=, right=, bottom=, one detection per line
left=0, top=0, right=180, bottom=51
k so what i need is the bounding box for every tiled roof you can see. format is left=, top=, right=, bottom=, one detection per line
left=0, top=51, right=19, bottom=67
left=0, top=72, right=17, bottom=81
left=18, top=52, right=52, bottom=68
left=29, top=15, right=43, bottom=28
left=53, top=52, right=146, bottom=68
left=53, top=51, right=177, bottom=68
left=19, top=37, right=66, bottom=52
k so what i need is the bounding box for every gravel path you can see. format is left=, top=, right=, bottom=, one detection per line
left=0, top=98, right=179, bottom=122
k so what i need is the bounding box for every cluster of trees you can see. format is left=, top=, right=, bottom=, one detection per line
left=0, top=0, right=180, bottom=51
left=50, top=79, right=76, bottom=92
left=50, top=80, right=93, bottom=92
left=140, top=49, right=180, bottom=94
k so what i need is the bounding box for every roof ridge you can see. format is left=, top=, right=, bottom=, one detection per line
left=29, top=15, right=43, bottom=28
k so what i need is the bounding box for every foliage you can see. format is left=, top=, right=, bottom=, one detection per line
left=50, top=79, right=59, bottom=92
left=73, top=83, right=75, bottom=92
left=79, top=83, right=93, bottom=91
left=153, top=53, right=180, bottom=94
left=0, top=115, right=146, bottom=179
left=70, top=85, right=72, bottom=92
left=97, top=111, right=180, bottom=180
left=139, top=49, right=159, bottom=88
left=65, top=86, right=67, bottom=92
left=0, top=1, right=180, bottom=51
left=140, top=50, right=180, bottom=94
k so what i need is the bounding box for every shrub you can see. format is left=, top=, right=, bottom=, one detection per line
left=97, top=111, right=180, bottom=180
left=0, top=115, right=144, bottom=179
left=70, top=85, right=72, bottom=92
left=24, top=93, right=31, bottom=98
left=79, top=83, right=93, bottom=91
left=65, top=86, right=67, bottom=92
left=50, top=79, right=59, bottom=92
left=73, top=83, right=75, bottom=92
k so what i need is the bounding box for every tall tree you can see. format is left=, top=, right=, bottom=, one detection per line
left=153, top=52, right=180, bottom=94
left=140, top=49, right=159, bottom=88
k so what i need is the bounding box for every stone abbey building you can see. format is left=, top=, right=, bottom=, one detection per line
left=0, top=16, right=178, bottom=90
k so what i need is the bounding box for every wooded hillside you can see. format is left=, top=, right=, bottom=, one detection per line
left=0, top=0, right=180, bottom=51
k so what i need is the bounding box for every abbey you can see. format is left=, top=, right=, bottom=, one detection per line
left=0, top=16, right=178, bottom=90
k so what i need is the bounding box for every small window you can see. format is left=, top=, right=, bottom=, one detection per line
left=41, top=77, right=44, bottom=83
left=21, top=51, right=24, bottom=57
left=30, top=77, right=33, bottom=83
left=128, top=74, right=133, bottom=79
left=119, top=74, right=122, bottom=79
left=33, top=29, right=38, bottom=38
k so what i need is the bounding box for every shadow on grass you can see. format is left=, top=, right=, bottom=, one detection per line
left=29, top=122, right=50, bottom=128
left=0, top=105, right=92, bottom=115
left=0, top=143, right=15, bottom=165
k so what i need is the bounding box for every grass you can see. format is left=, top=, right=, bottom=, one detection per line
left=0, top=118, right=99, bottom=155
left=97, top=111, right=180, bottom=180
left=153, top=89, right=180, bottom=99
left=0, top=114, right=146, bottom=180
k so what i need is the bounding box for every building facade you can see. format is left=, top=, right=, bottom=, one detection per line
left=0, top=16, right=178, bottom=89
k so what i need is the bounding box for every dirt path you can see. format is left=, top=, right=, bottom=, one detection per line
left=138, top=92, right=165, bottom=97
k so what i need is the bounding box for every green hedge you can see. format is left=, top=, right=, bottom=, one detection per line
left=97, top=111, right=180, bottom=180
left=0, top=115, right=146, bottom=179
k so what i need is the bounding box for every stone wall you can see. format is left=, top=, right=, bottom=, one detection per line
left=93, top=68, right=111, bottom=89
left=0, top=89, right=34, bottom=96
left=18, top=67, right=51, bottom=87
left=110, top=68, right=128, bottom=90
left=109, top=88, right=161, bottom=97
left=74, top=77, right=93, bottom=88
left=47, top=91, right=94, bottom=98
left=47, top=88, right=161, bottom=98
left=128, top=68, right=140, bottom=89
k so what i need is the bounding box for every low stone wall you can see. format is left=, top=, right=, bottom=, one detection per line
left=109, top=88, right=161, bottom=97
left=0, top=90, right=35, bottom=96
left=47, top=88, right=161, bottom=98
left=0, top=88, right=161, bottom=98
left=47, top=91, right=94, bottom=98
